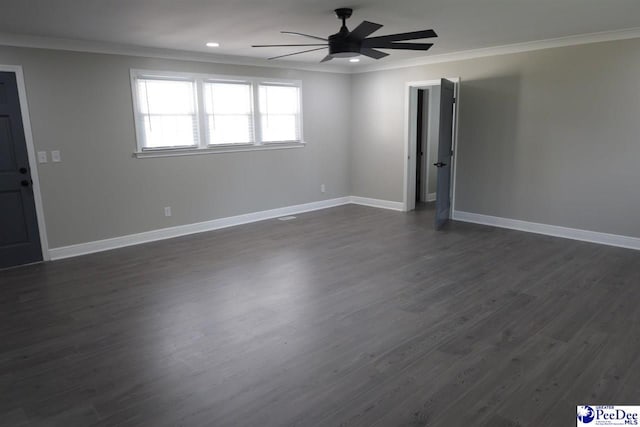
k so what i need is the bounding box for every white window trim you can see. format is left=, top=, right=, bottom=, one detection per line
left=130, top=69, right=305, bottom=157
left=257, top=82, right=303, bottom=144
left=203, top=79, right=255, bottom=146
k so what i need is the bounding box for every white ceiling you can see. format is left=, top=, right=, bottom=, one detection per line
left=1, top=0, right=640, bottom=69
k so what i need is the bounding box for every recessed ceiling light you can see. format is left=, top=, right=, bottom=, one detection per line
left=349, top=58, right=360, bottom=63
left=206, top=42, right=220, bottom=47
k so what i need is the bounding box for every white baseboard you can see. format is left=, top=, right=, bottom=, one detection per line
left=452, top=210, right=640, bottom=251
left=426, top=193, right=437, bottom=202
left=49, top=197, right=351, bottom=260
left=349, top=196, right=405, bottom=211
left=54, top=198, right=638, bottom=262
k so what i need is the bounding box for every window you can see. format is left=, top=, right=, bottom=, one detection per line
left=204, top=81, right=254, bottom=145
left=259, top=84, right=301, bottom=142
left=136, top=78, right=198, bottom=148
left=131, top=70, right=303, bottom=156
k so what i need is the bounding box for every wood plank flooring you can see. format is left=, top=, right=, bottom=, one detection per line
left=1, top=204, right=639, bottom=426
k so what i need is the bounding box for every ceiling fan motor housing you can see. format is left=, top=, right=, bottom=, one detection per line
left=329, top=8, right=360, bottom=57
left=328, top=33, right=361, bottom=57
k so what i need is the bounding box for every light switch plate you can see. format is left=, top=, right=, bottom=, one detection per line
left=51, top=150, right=61, bottom=162
left=37, top=151, right=47, bottom=163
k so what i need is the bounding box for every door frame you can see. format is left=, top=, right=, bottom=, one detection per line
left=403, top=77, right=460, bottom=212
left=0, top=64, right=50, bottom=261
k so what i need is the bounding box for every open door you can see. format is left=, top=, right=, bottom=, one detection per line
left=0, top=72, right=42, bottom=268
left=434, top=78, right=455, bottom=229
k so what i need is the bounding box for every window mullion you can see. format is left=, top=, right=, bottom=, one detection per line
left=297, top=86, right=303, bottom=142
left=252, top=81, right=262, bottom=145
left=195, top=79, right=208, bottom=148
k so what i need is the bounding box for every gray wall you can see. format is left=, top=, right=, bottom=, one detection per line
left=4, top=37, right=640, bottom=249
left=351, top=38, right=640, bottom=238
left=0, top=46, right=351, bottom=248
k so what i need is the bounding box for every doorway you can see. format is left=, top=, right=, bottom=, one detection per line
left=0, top=67, right=48, bottom=268
left=404, top=78, right=459, bottom=227
left=414, top=87, right=439, bottom=205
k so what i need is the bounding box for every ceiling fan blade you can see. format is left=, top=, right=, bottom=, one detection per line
left=348, top=20, right=383, bottom=41
left=320, top=55, right=333, bottom=63
left=363, top=42, right=433, bottom=51
left=360, top=48, right=389, bottom=60
left=281, top=31, right=327, bottom=41
left=363, top=29, right=437, bottom=44
left=252, top=44, right=328, bottom=47
left=267, top=47, right=328, bottom=60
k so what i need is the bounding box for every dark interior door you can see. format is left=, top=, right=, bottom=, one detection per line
left=0, top=71, right=42, bottom=269
left=434, top=79, right=455, bottom=229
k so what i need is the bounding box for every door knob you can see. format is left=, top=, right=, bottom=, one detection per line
left=433, top=162, right=447, bottom=168
left=19, top=167, right=27, bottom=174
left=20, top=180, right=30, bottom=187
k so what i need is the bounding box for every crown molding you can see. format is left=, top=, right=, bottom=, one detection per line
left=2, top=26, right=640, bottom=76
left=353, top=26, right=640, bottom=73
left=0, top=32, right=351, bottom=74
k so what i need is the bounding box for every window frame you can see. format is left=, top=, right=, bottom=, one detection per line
left=130, top=69, right=304, bottom=157
left=132, top=74, right=201, bottom=150
left=203, top=78, right=256, bottom=146
left=258, top=82, right=303, bottom=144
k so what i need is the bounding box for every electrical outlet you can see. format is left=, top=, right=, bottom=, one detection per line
left=164, top=206, right=172, bottom=217
left=37, top=151, right=47, bottom=163
left=51, top=150, right=61, bottom=162
left=320, top=184, right=326, bottom=193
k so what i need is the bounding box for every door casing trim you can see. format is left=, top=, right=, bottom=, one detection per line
left=403, top=77, right=460, bottom=213
left=0, top=64, right=50, bottom=261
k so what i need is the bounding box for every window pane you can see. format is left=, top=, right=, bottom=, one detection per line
left=204, top=82, right=252, bottom=114
left=204, top=82, right=254, bottom=144
left=143, top=115, right=198, bottom=148
left=208, top=115, right=253, bottom=144
left=261, top=115, right=298, bottom=142
left=259, top=85, right=300, bottom=142
left=137, top=79, right=196, bottom=115
left=259, top=85, right=299, bottom=115
left=136, top=77, right=198, bottom=148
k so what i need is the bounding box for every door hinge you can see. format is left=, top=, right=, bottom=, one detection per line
left=453, top=97, right=456, bottom=104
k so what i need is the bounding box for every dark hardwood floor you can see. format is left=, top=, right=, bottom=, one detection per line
left=1, top=204, right=639, bottom=426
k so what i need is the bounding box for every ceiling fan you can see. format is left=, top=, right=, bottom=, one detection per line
left=252, top=8, right=437, bottom=62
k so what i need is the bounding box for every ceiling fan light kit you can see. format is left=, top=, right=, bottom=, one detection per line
left=252, top=7, right=437, bottom=62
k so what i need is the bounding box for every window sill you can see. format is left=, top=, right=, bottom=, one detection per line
left=134, top=142, right=306, bottom=158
